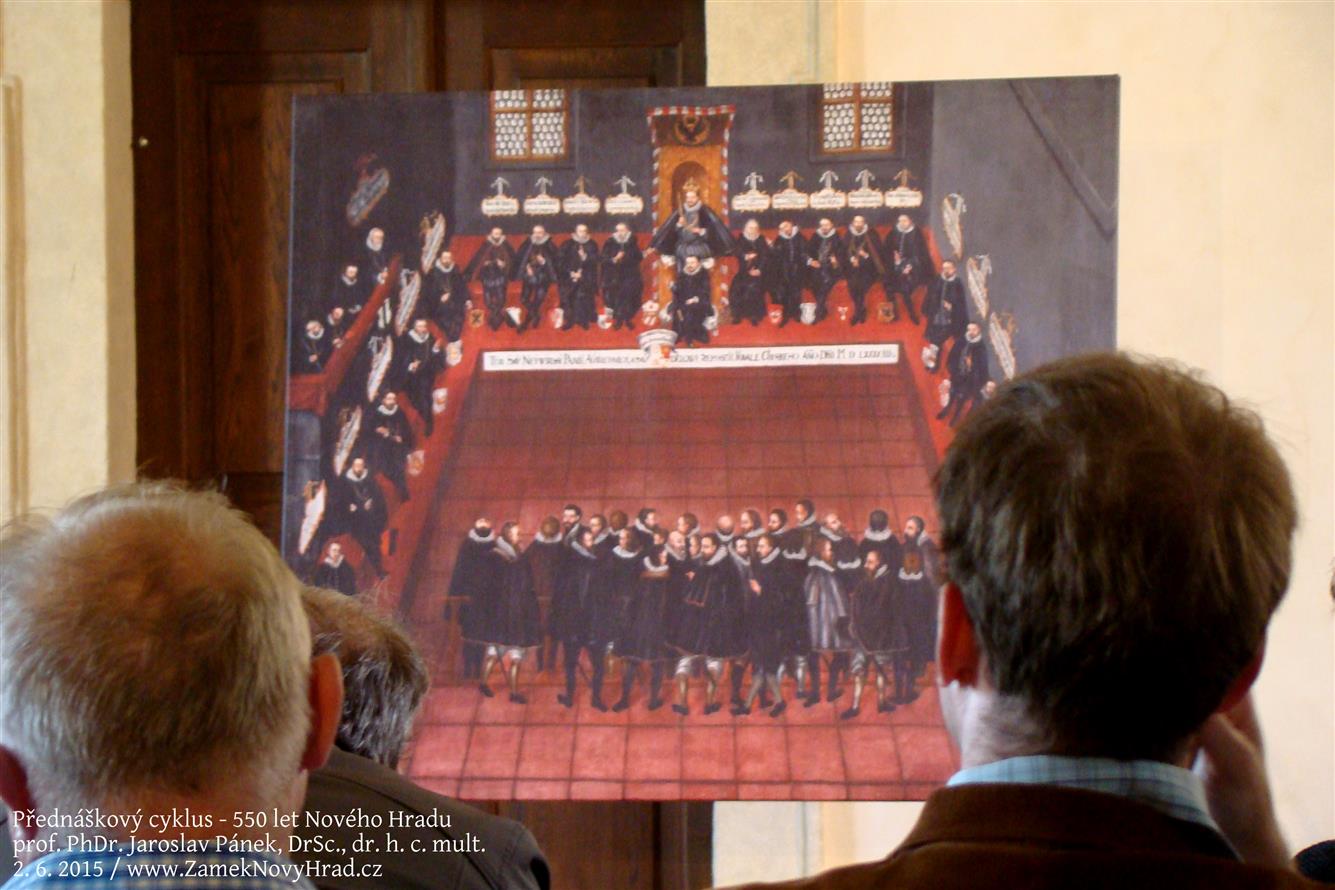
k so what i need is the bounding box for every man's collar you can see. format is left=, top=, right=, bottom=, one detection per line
left=947, top=755, right=1224, bottom=839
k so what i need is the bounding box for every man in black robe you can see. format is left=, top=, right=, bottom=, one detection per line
left=477, top=522, right=541, bottom=704
left=670, top=255, right=713, bottom=347
left=511, top=225, right=557, bottom=333
left=329, top=263, right=367, bottom=318
left=600, top=222, right=644, bottom=330
left=821, top=512, right=865, bottom=589
left=396, top=318, right=443, bottom=436
left=325, top=306, right=349, bottom=346
left=922, top=259, right=968, bottom=372
left=557, top=224, right=600, bottom=330
left=363, top=227, right=390, bottom=285
left=669, top=534, right=743, bottom=716
left=771, top=220, right=807, bottom=326
left=844, top=549, right=905, bottom=718
left=292, top=319, right=332, bottom=374
left=898, top=515, right=943, bottom=702
left=613, top=540, right=667, bottom=712
left=336, top=457, right=387, bottom=578
left=782, top=498, right=820, bottom=582
left=844, top=214, right=885, bottom=325
left=859, top=509, right=903, bottom=572
left=729, top=218, right=770, bottom=325
left=553, top=528, right=607, bottom=709
left=367, top=391, right=413, bottom=502
left=526, top=516, right=564, bottom=672
left=939, top=322, right=990, bottom=425
left=313, top=540, right=357, bottom=597
left=425, top=250, right=467, bottom=344
left=648, top=187, right=733, bottom=267
left=804, top=218, right=844, bottom=323
left=465, top=227, right=516, bottom=331
left=734, top=534, right=791, bottom=718
left=885, top=213, right=929, bottom=324
left=630, top=508, right=659, bottom=551
left=450, top=519, right=497, bottom=680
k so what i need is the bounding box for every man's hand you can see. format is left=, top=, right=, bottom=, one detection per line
left=1193, top=694, right=1293, bottom=870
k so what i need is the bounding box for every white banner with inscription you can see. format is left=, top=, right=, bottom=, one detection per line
left=483, top=343, right=900, bottom=372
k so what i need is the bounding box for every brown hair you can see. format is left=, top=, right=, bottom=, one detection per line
left=935, top=352, right=1296, bottom=760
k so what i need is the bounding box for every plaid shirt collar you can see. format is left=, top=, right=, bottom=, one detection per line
left=948, top=754, right=1223, bottom=838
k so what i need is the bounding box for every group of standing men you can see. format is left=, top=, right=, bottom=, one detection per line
left=448, top=500, right=941, bottom=720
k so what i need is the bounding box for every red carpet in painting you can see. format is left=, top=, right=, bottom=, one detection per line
left=399, top=359, right=958, bottom=801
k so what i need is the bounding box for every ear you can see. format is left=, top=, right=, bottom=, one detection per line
left=300, top=653, right=344, bottom=772
left=936, top=582, right=983, bottom=687
left=1216, top=640, right=1265, bottom=715
left=0, top=746, right=36, bottom=842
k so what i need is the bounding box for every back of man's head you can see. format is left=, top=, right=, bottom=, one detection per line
left=936, top=352, right=1296, bottom=761
left=0, top=483, right=313, bottom=814
left=302, top=586, right=428, bottom=769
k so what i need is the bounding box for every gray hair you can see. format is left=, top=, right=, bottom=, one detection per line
left=301, top=587, right=428, bottom=769
left=0, top=483, right=311, bottom=811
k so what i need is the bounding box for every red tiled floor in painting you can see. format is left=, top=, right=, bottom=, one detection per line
left=398, top=360, right=959, bottom=800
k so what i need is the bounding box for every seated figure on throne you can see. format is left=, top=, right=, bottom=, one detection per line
left=648, top=185, right=733, bottom=269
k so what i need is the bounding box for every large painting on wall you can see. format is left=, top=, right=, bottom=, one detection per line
left=282, top=77, right=1119, bottom=802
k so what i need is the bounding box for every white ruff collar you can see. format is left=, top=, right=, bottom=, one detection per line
left=613, top=544, right=641, bottom=559
left=324, top=554, right=344, bottom=567
left=570, top=542, right=596, bottom=560
left=532, top=531, right=561, bottom=544
left=704, top=547, right=729, bottom=567
left=758, top=548, right=780, bottom=565
left=495, top=538, right=518, bottom=561
left=642, top=557, right=670, bottom=575
left=817, top=229, right=836, bottom=239
left=530, top=234, right=549, bottom=245
left=408, top=329, right=431, bottom=343
left=341, top=274, right=357, bottom=286
left=487, top=234, right=506, bottom=245
left=571, top=233, right=590, bottom=244
left=966, top=329, right=983, bottom=344
left=365, top=234, right=383, bottom=251
left=306, top=327, right=325, bottom=340
left=897, top=223, right=915, bottom=234
left=346, top=468, right=368, bottom=482
left=468, top=528, right=495, bottom=544
left=779, top=230, right=796, bottom=240
left=862, top=528, right=892, bottom=542
left=377, top=404, right=399, bottom=416
left=807, top=558, right=836, bottom=572
left=613, top=231, right=632, bottom=244
left=634, top=519, right=655, bottom=535
left=436, top=261, right=456, bottom=272
left=849, top=224, right=868, bottom=236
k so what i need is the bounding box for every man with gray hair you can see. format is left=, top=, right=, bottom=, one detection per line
left=0, top=483, right=342, bottom=888
left=298, top=587, right=549, bottom=890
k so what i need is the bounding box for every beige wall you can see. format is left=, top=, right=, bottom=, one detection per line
left=709, top=0, right=1334, bottom=882
left=0, top=0, right=136, bottom=520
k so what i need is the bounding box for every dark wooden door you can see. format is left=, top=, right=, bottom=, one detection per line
left=132, top=2, right=709, bottom=888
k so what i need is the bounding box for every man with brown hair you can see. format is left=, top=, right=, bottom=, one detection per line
left=726, top=352, right=1312, bottom=888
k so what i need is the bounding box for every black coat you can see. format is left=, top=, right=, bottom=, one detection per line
left=600, top=235, right=644, bottom=319
left=313, top=556, right=357, bottom=598
left=805, top=230, right=845, bottom=292
left=548, top=543, right=599, bottom=646
left=449, top=529, right=497, bottom=634
left=475, top=540, right=541, bottom=648
left=618, top=555, right=670, bottom=662
left=744, top=550, right=794, bottom=672
left=557, top=237, right=600, bottom=324
left=850, top=566, right=907, bottom=654
left=729, top=234, right=771, bottom=321
left=923, top=275, right=967, bottom=346
left=670, top=548, right=745, bottom=658
left=425, top=262, right=467, bottom=341
left=886, top=223, right=932, bottom=291
left=670, top=268, right=712, bottom=345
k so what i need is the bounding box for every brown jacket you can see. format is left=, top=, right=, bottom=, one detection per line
left=722, top=784, right=1318, bottom=890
